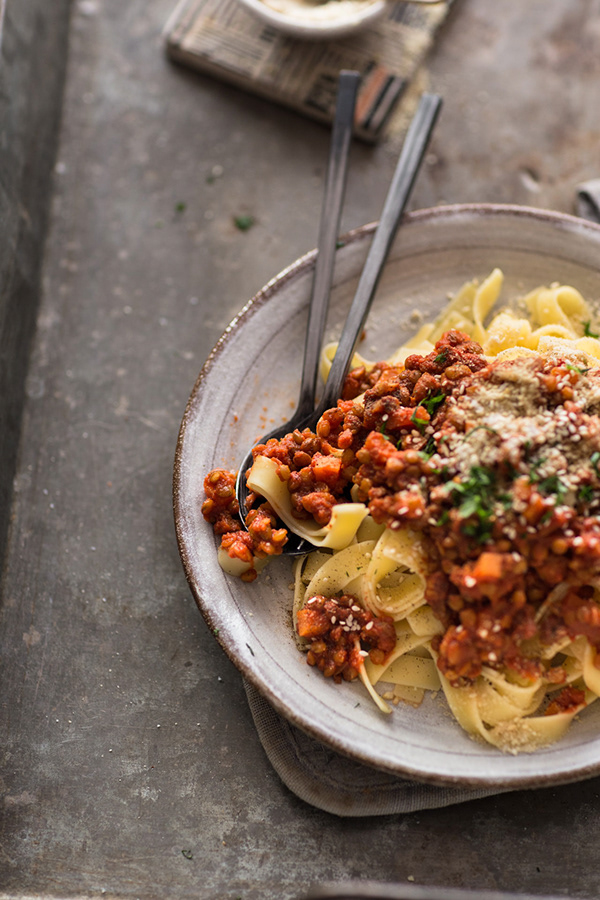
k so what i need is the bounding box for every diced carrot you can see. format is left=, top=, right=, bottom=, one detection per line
left=311, top=454, right=342, bottom=484
left=297, top=608, right=330, bottom=639
left=472, top=552, right=504, bottom=582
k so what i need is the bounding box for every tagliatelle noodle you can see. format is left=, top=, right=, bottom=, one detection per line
left=246, top=455, right=369, bottom=549
left=433, top=660, right=590, bottom=753
left=362, top=528, right=427, bottom=619
left=321, top=269, right=600, bottom=373
left=217, top=546, right=269, bottom=579
left=302, top=540, right=376, bottom=598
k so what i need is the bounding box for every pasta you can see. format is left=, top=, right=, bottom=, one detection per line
left=202, top=269, right=600, bottom=753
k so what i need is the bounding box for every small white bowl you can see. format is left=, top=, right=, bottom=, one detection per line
left=236, top=0, right=387, bottom=40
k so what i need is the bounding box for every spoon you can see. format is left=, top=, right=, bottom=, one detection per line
left=237, top=91, right=442, bottom=553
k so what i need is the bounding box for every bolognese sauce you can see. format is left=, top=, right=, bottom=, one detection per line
left=296, top=593, right=396, bottom=682
left=203, top=328, right=600, bottom=695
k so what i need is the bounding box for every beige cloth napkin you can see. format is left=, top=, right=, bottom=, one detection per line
left=244, top=680, right=509, bottom=817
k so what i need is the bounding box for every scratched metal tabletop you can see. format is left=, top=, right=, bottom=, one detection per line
left=1, top=0, right=599, bottom=898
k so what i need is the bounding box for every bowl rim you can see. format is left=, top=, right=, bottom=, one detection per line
left=174, top=202, right=600, bottom=787
left=235, top=0, right=387, bottom=38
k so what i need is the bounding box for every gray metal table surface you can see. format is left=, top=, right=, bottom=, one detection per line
left=1, top=0, right=600, bottom=898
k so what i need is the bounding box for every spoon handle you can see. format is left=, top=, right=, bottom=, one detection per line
left=295, top=69, right=360, bottom=420
left=316, top=92, right=443, bottom=415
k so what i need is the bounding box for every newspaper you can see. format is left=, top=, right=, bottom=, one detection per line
left=164, top=0, right=454, bottom=142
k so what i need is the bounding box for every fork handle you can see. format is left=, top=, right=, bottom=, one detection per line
left=316, top=92, right=442, bottom=416
left=295, top=70, right=360, bottom=421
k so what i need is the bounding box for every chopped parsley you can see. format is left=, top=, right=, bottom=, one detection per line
left=592, top=451, right=600, bottom=476
left=434, top=349, right=449, bottom=366
left=578, top=484, right=595, bottom=504
left=584, top=320, right=599, bottom=338
left=528, top=458, right=569, bottom=501
left=410, top=407, right=429, bottom=431
left=565, top=362, right=590, bottom=375
left=529, top=455, right=547, bottom=475
left=420, top=435, right=437, bottom=458
left=435, top=509, right=450, bottom=527
left=422, top=391, right=446, bottom=417
left=536, top=473, right=568, bottom=503
left=445, top=465, right=501, bottom=542
left=234, top=214, right=255, bottom=231
left=461, top=424, right=499, bottom=441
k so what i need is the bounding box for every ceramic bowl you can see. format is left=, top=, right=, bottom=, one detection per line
left=174, top=204, right=600, bottom=787
left=236, top=0, right=387, bottom=39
